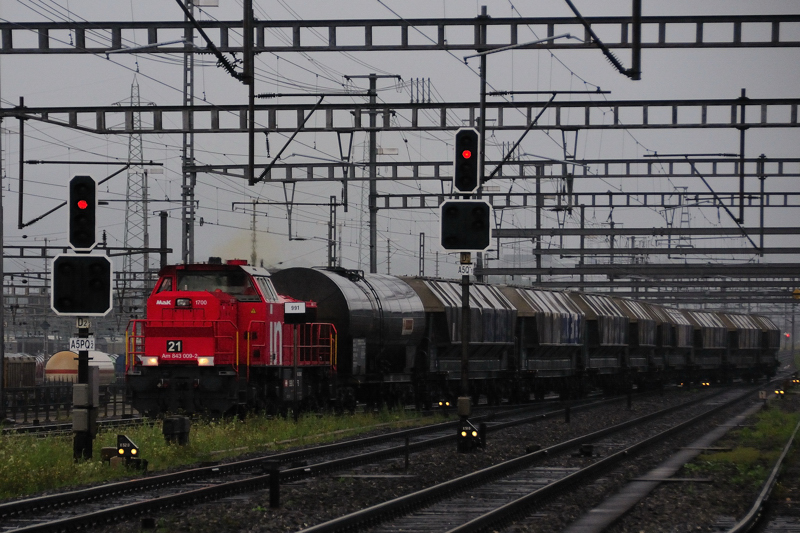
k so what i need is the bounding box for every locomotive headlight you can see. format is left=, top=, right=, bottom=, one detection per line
left=176, top=298, right=192, bottom=307
left=460, top=431, right=467, bottom=437
left=197, top=357, right=214, bottom=367
left=471, top=430, right=478, bottom=438
left=142, top=357, right=159, bottom=366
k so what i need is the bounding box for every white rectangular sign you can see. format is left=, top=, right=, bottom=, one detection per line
left=69, top=337, right=96, bottom=352
left=457, top=264, right=474, bottom=276
left=285, top=302, right=306, bottom=314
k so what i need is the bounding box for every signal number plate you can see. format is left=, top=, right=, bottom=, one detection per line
left=69, top=337, right=96, bottom=352
left=166, top=340, right=183, bottom=353
left=457, top=264, right=474, bottom=276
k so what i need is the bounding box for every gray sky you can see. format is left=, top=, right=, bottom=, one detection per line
left=1, top=1, right=799, bottom=280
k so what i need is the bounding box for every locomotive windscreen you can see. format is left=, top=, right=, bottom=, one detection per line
left=172, top=270, right=256, bottom=296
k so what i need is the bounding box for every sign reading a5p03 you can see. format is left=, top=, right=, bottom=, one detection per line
left=69, top=337, right=96, bottom=352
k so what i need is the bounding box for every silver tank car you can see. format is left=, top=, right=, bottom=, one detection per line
left=272, top=267, right=520, bottom=406
left=270, top=268, right=426, bottom=395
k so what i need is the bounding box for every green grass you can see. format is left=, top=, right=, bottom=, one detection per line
left=684, top=403, right=800, bottom=491
left=0, top=409, right=437, bottom=501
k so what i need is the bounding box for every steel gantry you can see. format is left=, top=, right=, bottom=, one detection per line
left=3, top=11, right=800, bottom=309
left=2, top=14, right=799, bottom=55
left=3, top=97, right=800, bottom=135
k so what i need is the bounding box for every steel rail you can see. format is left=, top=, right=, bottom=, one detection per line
left=0, top=396, right=628, bottom=531
left=0, top=417, right=457, bottom=521
left=727, top=417, right=800, bottom=533
left=296, top=388, right=737, bottom=533
left=445, top=389, right=755, bottom=533
left=1, top=416, right=145, bottom=438
left=0, top=400, right=577, bottom=520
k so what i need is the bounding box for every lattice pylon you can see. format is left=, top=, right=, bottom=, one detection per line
left=121, top=76, right=149, bottom=317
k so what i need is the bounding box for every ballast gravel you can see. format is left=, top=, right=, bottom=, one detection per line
left=91, top=387, right=798, bottom=533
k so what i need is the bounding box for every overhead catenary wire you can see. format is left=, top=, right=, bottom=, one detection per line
left=3, top=2, right=773, bottom=275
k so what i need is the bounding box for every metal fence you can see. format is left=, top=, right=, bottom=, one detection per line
left=2, top=378, right=135, bottom=424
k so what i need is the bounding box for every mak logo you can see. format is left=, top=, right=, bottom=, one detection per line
left=156, top=299, right=172, bottom=305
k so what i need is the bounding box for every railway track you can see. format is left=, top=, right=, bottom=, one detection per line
left=296, top=386, right=758, bottom=533
left=0, top=394, right=578, bottom=438
left=0, top=395, right=626, bottom=532
left=1, top=416, right=145, bottom=437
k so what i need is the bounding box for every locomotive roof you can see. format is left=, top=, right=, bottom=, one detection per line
left=158, top=262, right=271, bottom=278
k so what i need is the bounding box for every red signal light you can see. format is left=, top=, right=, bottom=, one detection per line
left=77, top=199, right=89, bottom=210
left=453, top=128, right=479, bottom=193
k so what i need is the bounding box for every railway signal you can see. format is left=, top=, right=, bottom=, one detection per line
left=116, top=434, right=146, bottom=469
left=457, top=418, right=483, bottom=452
left=453, top=128, right=481, bottom=193
left=68, top=175, right=97, bottom=252
left=51, top=255, right=113, bottom=316
left=440, top=199, right=492, bottom=252
left=117, top=434, right=140, bottom=457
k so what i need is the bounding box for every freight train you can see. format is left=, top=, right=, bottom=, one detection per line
left=125, top=260, right=781, bottom=416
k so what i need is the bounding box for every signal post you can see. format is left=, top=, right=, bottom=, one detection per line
left=440, top=128, right=491, bottom=453
left=50, top=176, right=113, bottom=461
left=71, top=319, right=97, bottom=461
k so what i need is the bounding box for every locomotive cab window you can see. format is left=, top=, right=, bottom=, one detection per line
left=155, top=277, right=173, bottom=293
left=254, top=276, right=279, bottom=303
left=176, top=270, right=261, bottom=301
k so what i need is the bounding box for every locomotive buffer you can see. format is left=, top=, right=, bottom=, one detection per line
left=50, top=176, right=113, bottom=461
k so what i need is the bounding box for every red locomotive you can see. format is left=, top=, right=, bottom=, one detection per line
left=125, top=259, right=337, bottom=416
